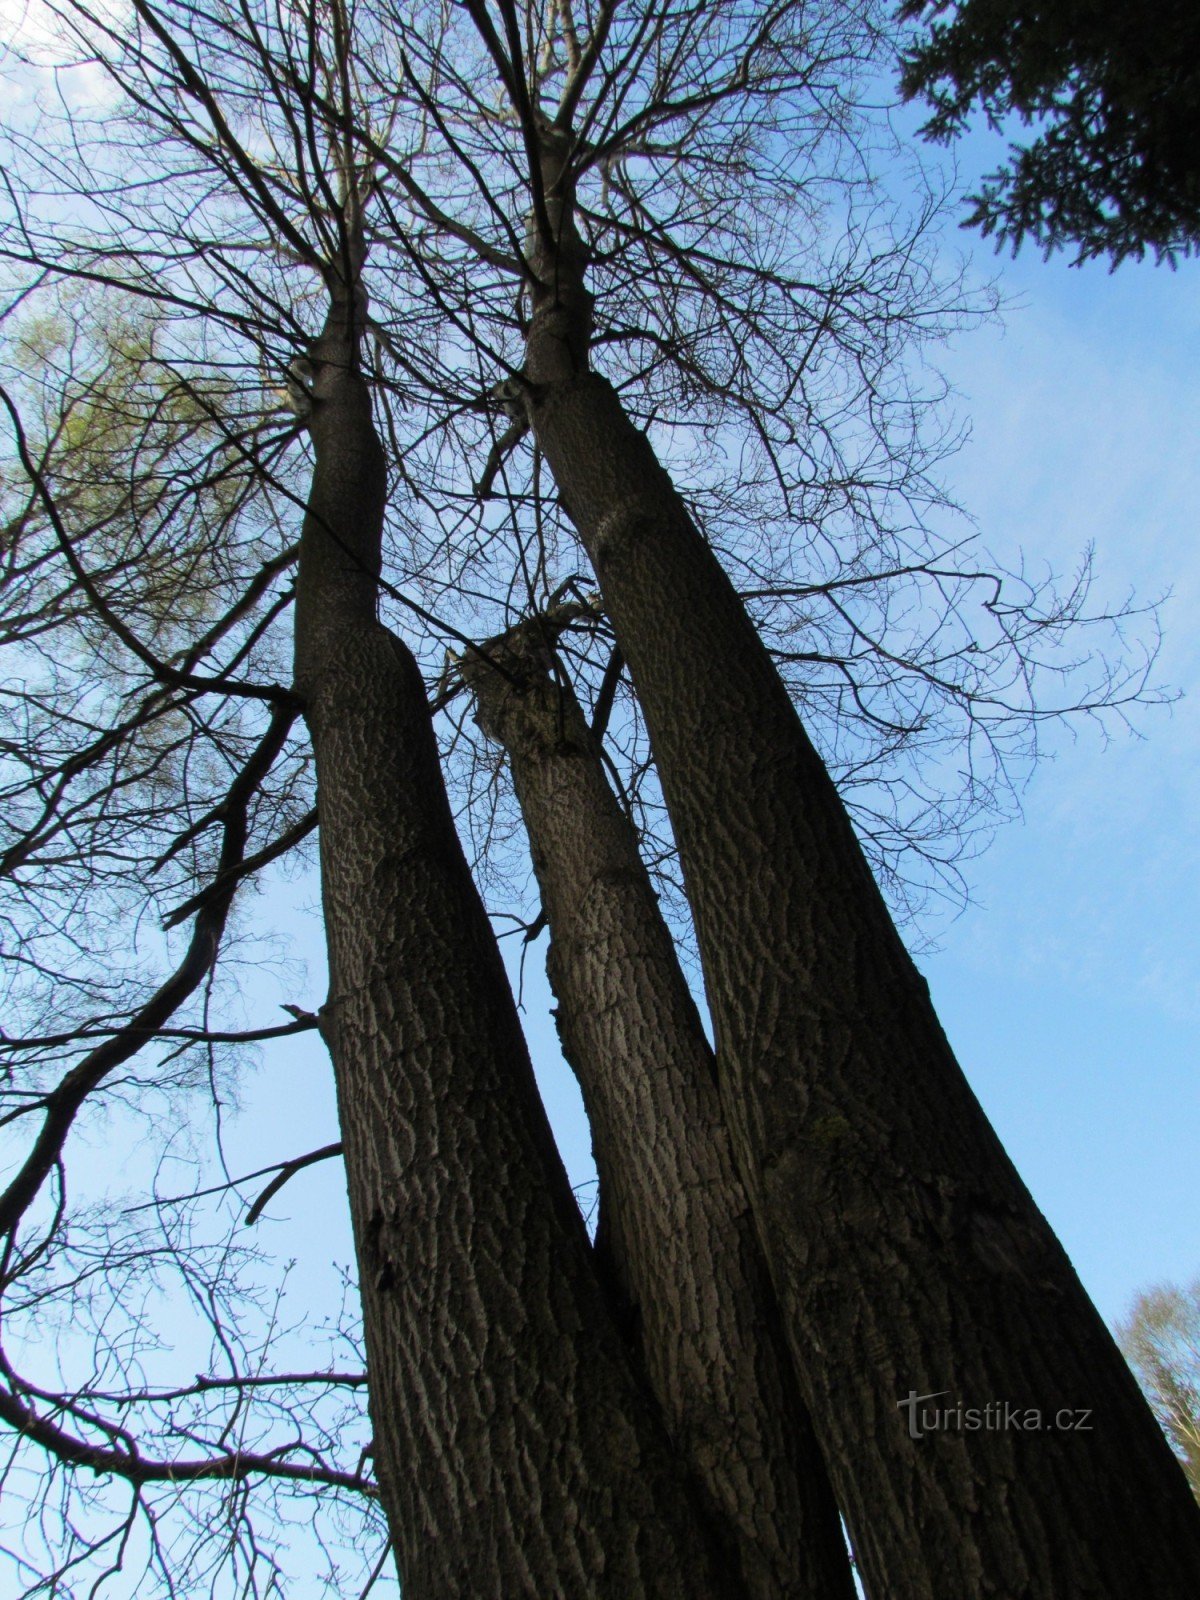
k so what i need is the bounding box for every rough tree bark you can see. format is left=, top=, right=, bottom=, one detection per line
left=464, top=614, right=854, bottom=1600
left=510, top=128, right=1200, bottom=1599
left=290, top=279, right=742, bottom=1599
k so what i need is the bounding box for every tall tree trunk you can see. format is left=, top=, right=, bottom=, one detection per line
left=291, top=291, right=741, bottom=1599
left=464, top=617, right=855, bottom=1600
left=515, top=144, right=1200, bottom=1598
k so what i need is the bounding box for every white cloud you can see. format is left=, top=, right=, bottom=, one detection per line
left=0, top=0, right=128, bottom=109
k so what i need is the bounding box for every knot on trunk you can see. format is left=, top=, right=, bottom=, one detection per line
left=456, top=599, right=604, bottom=746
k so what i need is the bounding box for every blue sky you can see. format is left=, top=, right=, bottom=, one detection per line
left=917, top=238, right=1200, bottom=1324
left=6, top=0, right=1192, bottom=1344
left=202, top=101, right=1200, bottom=1600
left=237, top=184, right=1200, bottom=1342
left=504, top=212, right=1200, bottom=1330
left=5, top=32, right=1196, bottom=1595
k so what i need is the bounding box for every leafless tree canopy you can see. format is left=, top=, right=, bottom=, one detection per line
left=1118, top=1279, right=1200, bottom=1503
left=0, top=0, right=1173, bottom=1593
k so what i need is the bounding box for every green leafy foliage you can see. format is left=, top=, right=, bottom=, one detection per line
left=898, top=0, right=1200, bottom=265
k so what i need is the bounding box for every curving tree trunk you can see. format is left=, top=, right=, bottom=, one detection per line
left=512, top=131, right=1200, bottom=1599
left=464, top=615, right=855, bottom=1600
left=291, top=286, right=742, bottom=1600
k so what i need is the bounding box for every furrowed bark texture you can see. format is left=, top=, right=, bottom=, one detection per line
left=519, top=186, right=1200, bottom=1590
left=466, top=626, right=854, bottom=1600
left=291, top=301, right=739, bottom=1600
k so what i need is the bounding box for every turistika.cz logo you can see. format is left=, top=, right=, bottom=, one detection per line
left=897, top=1390, right=1094, bottom=1440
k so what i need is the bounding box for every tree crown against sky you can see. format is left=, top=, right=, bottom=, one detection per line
left=0, top=0, right=1186, bottom=1591
left=4, top=0, right=1163, bottom=916
left=1118, top=1278, right=1200, bottom=1504
left=0, top=286, right=378, bottom=1592
left=897, top=0, right=1200, bottom=265
left=326, top=0, right=1162, bottom=917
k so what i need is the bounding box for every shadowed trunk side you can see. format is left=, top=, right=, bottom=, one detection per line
left=291, top=288, right=743, bottom=1600
left=464, top=614, right=855, bottom=1600
left=514, top=129, right=1200, bottom=1598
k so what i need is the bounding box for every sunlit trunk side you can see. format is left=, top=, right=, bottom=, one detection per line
left=291, top=286, right=742, bottom=1600
left=516, top=133, right=1200, bottom=1599
left=465, top=618, right=855, bottom=1600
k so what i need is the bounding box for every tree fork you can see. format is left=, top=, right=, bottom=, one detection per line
left=463, top=615, right=855, bottom=1600
left=290, top=291, right=742, bottom=1598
